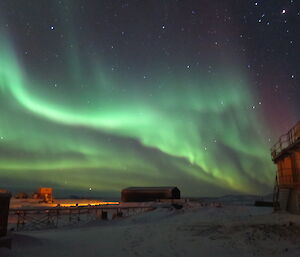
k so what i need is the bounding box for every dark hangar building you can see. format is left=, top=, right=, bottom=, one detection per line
left=121, top=187, right=180, bottom=202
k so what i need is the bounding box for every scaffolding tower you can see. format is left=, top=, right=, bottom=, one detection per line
left=271, top=121, right=300, bottom=213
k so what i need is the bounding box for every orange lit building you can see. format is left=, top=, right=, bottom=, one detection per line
left=271, top=121, right=300, bottom=213
left=35, top=187, right=53, bottom=203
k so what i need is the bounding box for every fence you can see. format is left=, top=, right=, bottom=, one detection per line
left=8, top=205, right=155, bottom=231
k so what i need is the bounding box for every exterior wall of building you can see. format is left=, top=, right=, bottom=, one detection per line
left=274, top=150, right=300, bottom=213
left=121, top=187, right=180, bottom=202
left=278, top=188, right=290, bottom=211
left=276, top=156, right=293, bottom=186
left=35, top=188, right=53, bottom=203
left=276, top=150, right=300, bottom=188
left=287, top=189, right=299, bottom=213
left=293, top=151, right=300, bottom=188
left=37, top=188, right=52, bottom=196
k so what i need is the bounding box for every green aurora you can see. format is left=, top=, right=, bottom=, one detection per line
left=0, top=34, right=274, bottom=196
left=0, top=4, right=276, bottom=197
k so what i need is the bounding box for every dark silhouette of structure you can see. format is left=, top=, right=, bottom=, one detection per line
left=15, top=192, right=28, bottom=199
left=271, top=121, right=300, bottom=213
left=0, top=190, right=11, bottom=248
left=121, top=187, right=180, bottom=202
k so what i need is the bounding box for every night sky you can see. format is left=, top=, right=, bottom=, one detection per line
left=0, top=0, right=299, bottom=197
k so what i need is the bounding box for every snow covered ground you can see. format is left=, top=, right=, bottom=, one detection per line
left=1, top=204, right=300, bottom=257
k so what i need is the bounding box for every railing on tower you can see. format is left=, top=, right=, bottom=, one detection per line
left=271, top=121, right=300, bottom=160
